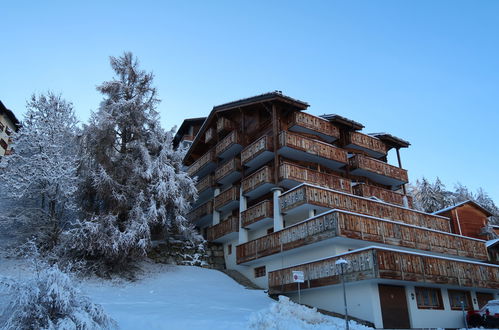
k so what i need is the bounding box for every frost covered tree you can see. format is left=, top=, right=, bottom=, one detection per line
left=64, top=52, right=200, bottom=272
left=0, top=93, right=79, bottom=250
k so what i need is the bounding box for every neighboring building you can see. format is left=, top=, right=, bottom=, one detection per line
left=173, top=117, right=206, bottom=150
left=0, top=101, right=20, bottom=158
left=179, top=92, right=499, bottom=329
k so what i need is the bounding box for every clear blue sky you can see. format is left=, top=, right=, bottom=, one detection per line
left=2, top=1, right=498, bottom=203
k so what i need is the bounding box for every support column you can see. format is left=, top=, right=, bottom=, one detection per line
left=272, top=187, right=284, bottom=231
left=212, top=188, right=221, bottom=225
left=396, top=147, right=408, bottom=196
left=308, top=208, right=316, bottom=219
left=238, top=187, right=248, bottom=244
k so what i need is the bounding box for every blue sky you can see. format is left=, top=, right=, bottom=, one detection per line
left=2, top=1, right=498, bottom=202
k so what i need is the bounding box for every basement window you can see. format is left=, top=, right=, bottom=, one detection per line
left=254, top=266, right=266, bottom=278
left=415, top=287, right=443, bottom=310
left=448, top=290, right=472, bottom=310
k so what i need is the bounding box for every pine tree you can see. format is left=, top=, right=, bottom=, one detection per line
left=0, top=93, right=79, bottom=249
left=64, top=52, right=200, bottom=272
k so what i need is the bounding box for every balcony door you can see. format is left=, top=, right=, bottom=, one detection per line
left=378, top=284, right=411, bottom=329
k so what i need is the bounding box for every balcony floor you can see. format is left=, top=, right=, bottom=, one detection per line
left=345, top=143, right=385, bottom=159
left=192, top=188, right=214, bottom=208
left=244, top=151, right=274, bottom=172
left=217, top=171, right=242, bottom=186
left=215, top=200, right=240, bottom=214
left=211, top=231, right=239, bottom=243
left=218, top=144, right=243, bottom=161
left=192, top=162, right=217, bottom=180
left=193, top=213, right=213, bottom=228
left=289, top=125, right=338, bottom=143
left=349, top=168, right=406, bottom=187
left=244, top=216, right=273, bottom=230
left=244, top=182, right=276, bottom=201
left=278, top=146, right=346, bottom=172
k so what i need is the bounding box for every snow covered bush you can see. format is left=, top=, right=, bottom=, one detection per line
left=0, top=264, right=116, bottom=329
left=249, top=296, right=372, bottom=330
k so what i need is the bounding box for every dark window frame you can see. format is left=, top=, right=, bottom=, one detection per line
left=254, top=266, right=266, bottom=278
left=415, top=287, right=444, bottom=310
left=448, top=290, right=473, bottom=311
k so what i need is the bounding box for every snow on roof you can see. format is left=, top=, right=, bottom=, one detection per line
left=486, top=238, right=499, bottom=248
left=433, top=200, right=494, bottom=217
left=319, top=114, right=364, bottom=130
left=369, top=132, right=410, bottom=148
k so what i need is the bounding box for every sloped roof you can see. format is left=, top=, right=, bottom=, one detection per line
left=433, top=200, right=494, bottom=217
left=320, top=114, right=364, bottom=130
left=369, top=132, right=410, bottom=148
left=173, top=117, right=206, bottom=147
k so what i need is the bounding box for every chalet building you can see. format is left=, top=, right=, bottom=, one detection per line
left=176, top=91, right=499, bottom=329
left=0, top=101, right=19, bottom=158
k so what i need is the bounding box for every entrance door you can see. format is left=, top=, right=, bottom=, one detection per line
left=476, top=292, right=494, bottom=309
left=378, top=284, right=411, bottom=329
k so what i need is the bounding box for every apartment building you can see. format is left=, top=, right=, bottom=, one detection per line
left=177, top=92, right=498, bottom=329
left=0, top=101, right=19, bottom=158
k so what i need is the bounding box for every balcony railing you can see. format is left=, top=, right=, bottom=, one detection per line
left=278, top=131, right=347, bottom=170
left=236, top=210, right=486, bottom=264
left=216, top=117, right=234, bottom=134
left=214, top=185, right=240, bottom=212
left=268, top=247, right=499, bottom=293
left=288, top=112, right=340, bottom=143
left=215, top=130, right=243, bottom=160
left=187, top=148, right=216, bottom=178
left=240, top=135, right=273, bottom=167
left=241, top=166, right=275, bottom=199
left=278, top=162, right=351, bottom=194
left=345, top=131, right=388, bottom=158
left=196, top=174, right=215, bottom=194
left=279, top=184, right=450, bottom=232
left=215, top=158, right=242, bottom=185
left=349, top=154, right=408, bottom=186
left=352, top=184, right=413, bottom=208
left=187, top=200, right=213, bottom=223
left=241, top=200, right=273, bottom=228
left=207, top=215, right=239, bottom=242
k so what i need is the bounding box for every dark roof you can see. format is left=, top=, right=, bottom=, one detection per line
left=434, top=200, right=494, bottom=217
left=320, top=114, right=364, bottom=130
left=173, top=117, right=206, bottom=147
left=213, top=91, right=309, bottom=112
left=369, top=132, right=410, bottom=149
left=0, top=101, right=20, bottom=129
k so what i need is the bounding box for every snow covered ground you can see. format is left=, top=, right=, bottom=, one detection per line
left=0, top=256, right=372, bottom=329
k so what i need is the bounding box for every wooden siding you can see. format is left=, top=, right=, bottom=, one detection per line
left=236, top=211, right=486, bottom=264
left=279, top=185, right=450, bottom=232
left=187, top=200, right=213, bottom=222
left=241, top=166, right=273, bottom=194
left=349, top=154, right=408, bottom=184
left=241, top=135, right=273, bottom=165
left=352, top=184, right=412, bottom=208
left=216, top=117, right=234, bottom=134
left=241, top=200, right=273, bottom=228
left=207, top=215, right=239, bottom=241
left=279, top=162, right=351, bottom=193
left=215, top=130, right=242, bottom=156
left=205, top=127, right=215, bottom=143
left=278, top=131, right=348, bottom=165
left=187, top=149, right=215, bottom=177
left=439, top=204, right=490, bottom=239
left=196, top=174, right=215, bottom=193
left=268, top=248, right=499, bottom=293
left=346, top=131, right=387, bottom=156
left=215, top=158, right=242, bottom=182
left=214, top=185, right=239, bottom=210
left=289, top=112, right=340, bottom=140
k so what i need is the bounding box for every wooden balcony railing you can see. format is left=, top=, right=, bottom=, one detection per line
left=236, top=210, right=487, bottom=264
left=187, top=149, right=216, bottom=177
left=346, top=131, right=387, bottom=157
left=241, top=166, right=274, bottom=194
left=215, top=130, right=242, bottom=157
left=216, top=117, right=234, bottom=134
left=207, top=215, right=239, bottom=242
left=278, top=162, right=351, bottom=194
left=215, top=158, right=242, bottom=182
left=240, top=135, right=273, bottom=165
left=279, top=131, right=348, bottom=165
left=268, top=247, right=499, bottom=293
left=279, top=184, right=450, bottom=232
left=214, top=185, right=239, bottom=210
left=187, top=200, right=213, bottom=222
left=205, top=127, right=215, bottom=143
left=352, top=184, right=413, bottom=208
left=241, top=200, right=273, bottom=228
left=196, top=174, right=215, bottom=194
left=289, top=112, right=340, bottom=142
left=349, top=154, right=408, bottom=184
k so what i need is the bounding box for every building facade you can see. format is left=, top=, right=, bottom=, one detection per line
left=177, top=92, right=499, bottom=329
left=0, top=101, right=19, bottom=158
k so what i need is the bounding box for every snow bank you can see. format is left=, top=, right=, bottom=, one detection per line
left=249, top=296, right=372, bottom=330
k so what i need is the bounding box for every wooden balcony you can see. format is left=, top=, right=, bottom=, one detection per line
left=187, top=149, right=216, bottom=179
left=195, top=174, right=215, bottom=202
left=345, top=131, right=388, bottom=159
left=236, top=210, right=487, bottom=264
left=349, top=154, right=408, bottom=187
left=279, top=184, right=450, bottom=232
left=241, top=166, right=276, bottom=200
left=214, top=185, right=240, bottom=213
left=278, top=131, right=347, bottom=171
left=241, top=200, right=273, bottom=229
left=352, top=183, right=413, bottom=208
left=215, top=130, right=243, bottom=161
left=278, top=162, right=351, bottom=194
left=288, top=112, right=340, bottom=143
left=268, top=247, right=499, bottom=293
left=240, top=135, right=274, bottom=170
left=205, top=127, right=215, bottom=143
left=215, top=158, right=242, bottom=186
left=187, top=200, right=213, bottom=226
left=216, top=117, right=234, bottom=135
left=207, top=215, right=239, bottom=243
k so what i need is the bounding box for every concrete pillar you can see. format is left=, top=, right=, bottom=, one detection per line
left=402, top=195, right=409, bottom=208
left=272, top=187, right=284, bottom=231
left=308, top=208, right=316, bottom=219
left=213, top=188, right=221, bottom=225
left=238, top=187, right=249, bottom=244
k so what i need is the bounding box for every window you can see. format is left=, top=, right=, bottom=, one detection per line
left=254, top=266, right=266, bottom=278
left=415, top=287, right=443, bottom=309
left=448, top=290, right=472, bottom=310
left=267, top=227, right=274, bottom=235
left=227, top=244, right=232, bottom=255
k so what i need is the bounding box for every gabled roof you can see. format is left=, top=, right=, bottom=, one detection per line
left=369, top=132, right=410, bottom=148
left=320, top=114, right=364, bottom=130
left=173, top=117, right=206, bottom=147
left=433, top=200, right=494, bottom=217
left=0, top=101, right=20, bottom=128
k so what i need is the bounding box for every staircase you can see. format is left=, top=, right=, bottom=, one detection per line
left=221, top=269, right=263, bottom=290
